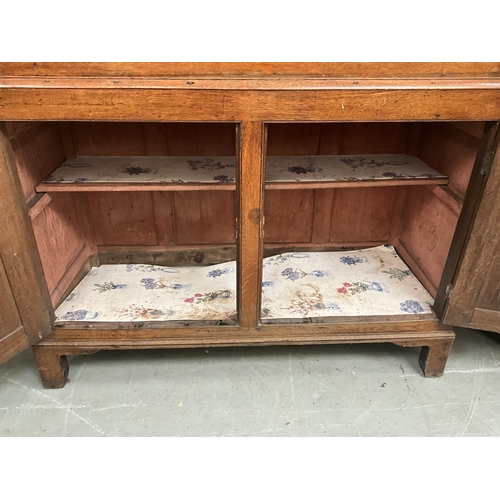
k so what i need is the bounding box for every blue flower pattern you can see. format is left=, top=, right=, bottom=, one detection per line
left=60, top=309, right=98, bottom=321
left=340, top=256, right=367, bottom=266
left=208, top=268, right=232, bottom=278
left=400, top=300, right=424, bottom=314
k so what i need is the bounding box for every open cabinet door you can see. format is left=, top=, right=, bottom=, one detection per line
left=0, top=123, right=52, bottom=364
left=436, top=122, right=500, bottom=333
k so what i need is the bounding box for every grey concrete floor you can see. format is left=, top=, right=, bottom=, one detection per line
left=1, top=327, right=500, bottom=436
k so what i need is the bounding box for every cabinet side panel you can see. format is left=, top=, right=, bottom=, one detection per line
left=0, top=254, right=30, bottom=364
left=397, top=187, right=459, bottom=295
left=32, top=192, right=96, bottom=306
left=6, top=122, right=66, bottom=202
left=397, top=122, right=484, bottom=298
left=418, top=123, right=482, bottom=198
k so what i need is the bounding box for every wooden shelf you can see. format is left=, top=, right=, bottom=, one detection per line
left=37, top=156, right=237, bottom=192
left=37, top=154, right=447, bottom=193
left=265, top=155, right=447, bottom=189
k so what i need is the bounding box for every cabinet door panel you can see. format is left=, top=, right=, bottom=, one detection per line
left=0, top=255, right=30, bottom=364
left=439, top=122, right=500, bottom=332
left=0, top=123, right=52, bottom=364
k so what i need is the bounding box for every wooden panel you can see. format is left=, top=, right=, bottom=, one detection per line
left=173, top=191, right=235, bottom=245
left=7, top=121, right=66, bottom=201
left=72, top=122, right=148, bottom=156
left=418, top=123, right=480, bottom=198
left=31, top=193, right=94, bottom=299
left=470, top=309, right=500, bottom=333
left=264, top=190, right=315, bottom=243
left=441, top=122, right=500, bottom=330
left=1, top=62, right=498, bottom=78
left=59, top=123, right=77, bottom=158
left=152, top=192, right=176, bottom=245
left=434, top=122, right=500, bottom=319
left=143, top=123, right=169, bottom=155
left=267, top=124, right=321, bottom=155
left=2, top=88, right=500, bottom=122
left=88, top=192, right=156, bottom=246
left=0, top=123, right=52, bottom=344
left=318, top=124, right=342, bottom=154
left=0, top=254, right=28, bottom=363
left=238, top=122, right=266, bottom=328
left=338, top=123, right=409, bottom=154
left=311, top=189, right=335, bottom=243
left=166, top=123, right=235, bottom=155
left=330, top=187, right=397, bottom=244
left=399, top=186, right=459, bottom=292
left=452, top=121, right=486, bottom=140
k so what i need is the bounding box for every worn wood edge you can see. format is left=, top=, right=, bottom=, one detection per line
left=263, top=242, right=388, bottom=253
left=392, top=239, right=438, bottom=297
left=98, top=245, right=237, bottom=265
left=37, top=327, right=455, bottom=349
left=261, top=313, right=437, bottom=325
left=47, top=316, right=445, bottom=338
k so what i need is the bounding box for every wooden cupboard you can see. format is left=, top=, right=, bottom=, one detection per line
left=1, top=62, right=500, bottom=388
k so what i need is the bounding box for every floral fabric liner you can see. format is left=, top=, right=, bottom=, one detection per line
left=55, top=246, right=433, bottom=324
left=55, top=262, right=238, bottom=323
left=42, top=155, right=445, bottom=186
left=261, top=245, right=434, bottom=319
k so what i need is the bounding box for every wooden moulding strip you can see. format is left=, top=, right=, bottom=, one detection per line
left=46, top=319, right=451, bottom=345
left=49, top=245, right=94, bottom=308
left=425, top=185, right=463, bottom=216
left=393, top=240, right=438, bottom=298
left=27, top=193, right=52, bottom=220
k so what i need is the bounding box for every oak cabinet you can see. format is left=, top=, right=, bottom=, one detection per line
left=1, top=63, right=500, bottom=388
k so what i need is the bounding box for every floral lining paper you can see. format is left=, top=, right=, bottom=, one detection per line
left=55, top=246, right=434, bottom=324
left=42, top=155, right=445, bottom=187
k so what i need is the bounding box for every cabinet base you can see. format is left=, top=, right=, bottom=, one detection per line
left=33, top=323, right=455, bottom=388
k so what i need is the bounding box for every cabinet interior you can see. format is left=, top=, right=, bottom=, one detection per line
left=5, top=120, right=486, bottom=325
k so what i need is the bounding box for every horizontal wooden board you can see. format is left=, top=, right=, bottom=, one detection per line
left=2, top=88, right=500, bottom=121
left=1, top=62, right=499, bottom=78
left=37, top=154, right=447, bottom=192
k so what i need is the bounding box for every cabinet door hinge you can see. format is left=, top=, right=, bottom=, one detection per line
left=445, top=283, right=454, bottom=299
left=480, top=151, right=496, bottom=177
